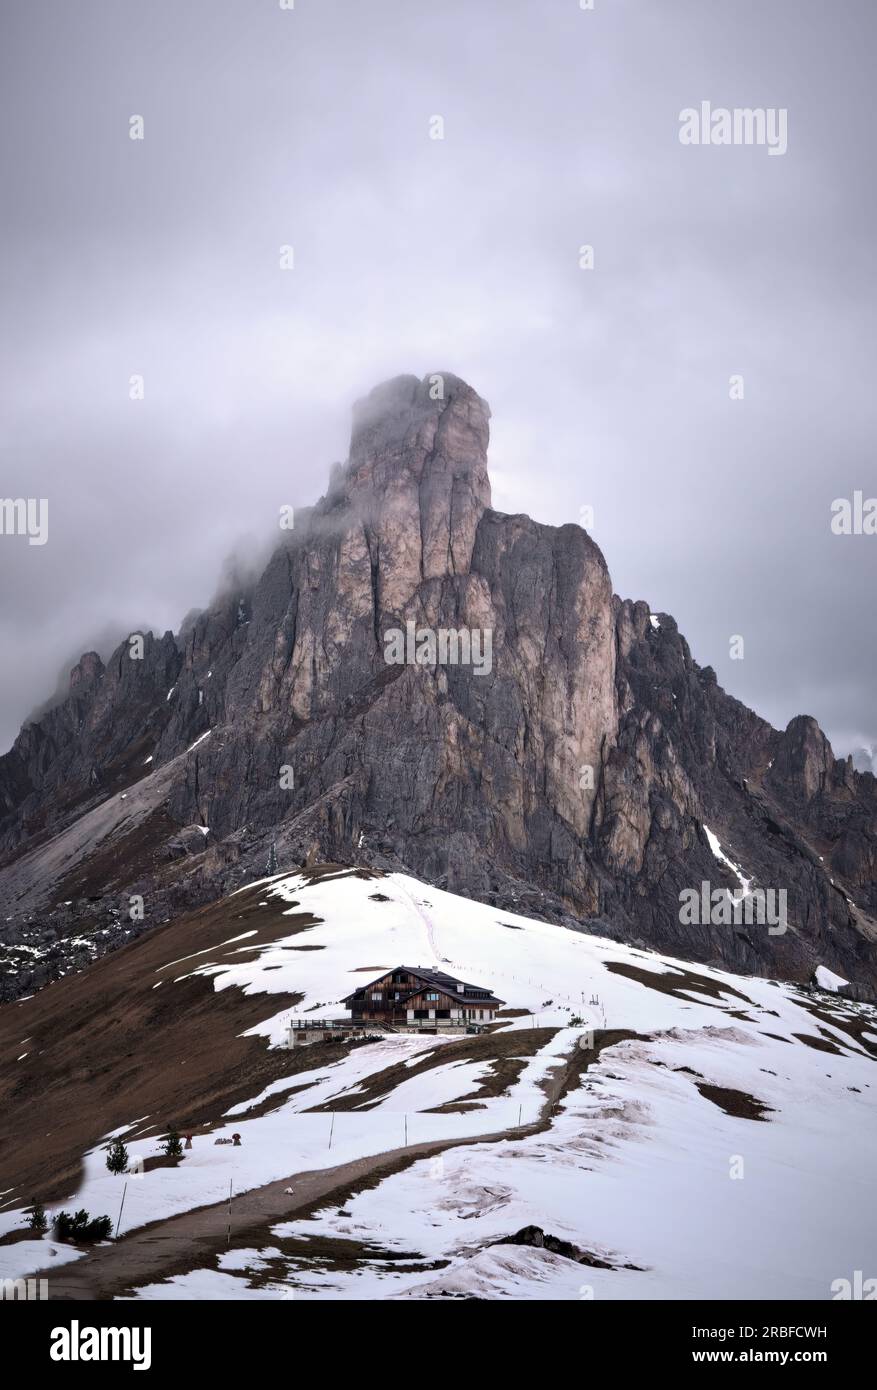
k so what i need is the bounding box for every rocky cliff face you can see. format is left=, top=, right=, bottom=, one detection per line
left=1, top=373, right=875, bottom=998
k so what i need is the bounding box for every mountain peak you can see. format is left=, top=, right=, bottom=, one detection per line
left=1, top=377, right=875, bottom=1004
left=346, top=372, right=491, bottom=505
left=350, top=371, right=490, bottom=451
left=337, top=372, right=492, bottom=588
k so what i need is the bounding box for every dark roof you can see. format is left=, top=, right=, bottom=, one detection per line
left=342, top=964, right=505, bottom=1009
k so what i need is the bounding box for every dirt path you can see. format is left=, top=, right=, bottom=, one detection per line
left=37, top=1037, right=598, bottom=1301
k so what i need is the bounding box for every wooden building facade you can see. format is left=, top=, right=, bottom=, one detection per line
left=342, top=966, right=504, bottom=1030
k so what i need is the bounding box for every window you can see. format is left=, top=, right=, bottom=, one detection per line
left=371, top=993, right=382, bottom=1001
left=426, top=992, right=440, bottom=1001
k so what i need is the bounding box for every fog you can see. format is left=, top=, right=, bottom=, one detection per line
left=1, top=0, right=874, bottom=762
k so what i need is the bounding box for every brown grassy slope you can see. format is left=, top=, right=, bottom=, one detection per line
left=0, top=885, right=318, bottom=1208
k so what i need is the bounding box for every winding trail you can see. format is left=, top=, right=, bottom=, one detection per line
left=36, top=1037, right=591, bottom=1301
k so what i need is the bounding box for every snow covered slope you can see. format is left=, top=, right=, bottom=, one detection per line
left=2, top=867, right=875, bottom=1300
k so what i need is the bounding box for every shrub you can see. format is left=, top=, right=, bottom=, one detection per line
left=27, top=1202, right=47, bottom=1232
left=53, top=1209, right=113, bottom=1243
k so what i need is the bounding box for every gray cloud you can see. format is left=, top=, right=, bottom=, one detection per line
left=1, top=0, right=875, bottom=757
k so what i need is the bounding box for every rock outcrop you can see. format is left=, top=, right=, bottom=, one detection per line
left=1, top=372, right=875, bottom=999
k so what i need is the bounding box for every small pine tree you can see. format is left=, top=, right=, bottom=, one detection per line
left=71, top=1209, right=90, bottom=1237
left=162, top=1128, right=183, bottom=1158
left=89, top=1214, right=113, bottom=1241
left=28, top=1202, right=47, bottom=1232
left=53, top=1210, right=72, bottom=1240
left=53, top=1209, right=113, bottom=1243
left=266, top=841, right=278, bottom=876
left=105, top=1136, right=128, bottom=1174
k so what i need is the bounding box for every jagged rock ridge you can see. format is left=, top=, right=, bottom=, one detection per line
left=1, top=372, right=875, bottom=998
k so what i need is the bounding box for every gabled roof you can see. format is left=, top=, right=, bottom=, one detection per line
left=342, top=964, right=505, bottom=1009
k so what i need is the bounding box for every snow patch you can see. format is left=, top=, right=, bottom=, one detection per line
left=703, top=824, right=753, bottom=897
left=814, top=965, right=849, bottom=993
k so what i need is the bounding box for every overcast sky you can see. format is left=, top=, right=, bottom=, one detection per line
left=1, top=0, right=875, bottom=761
